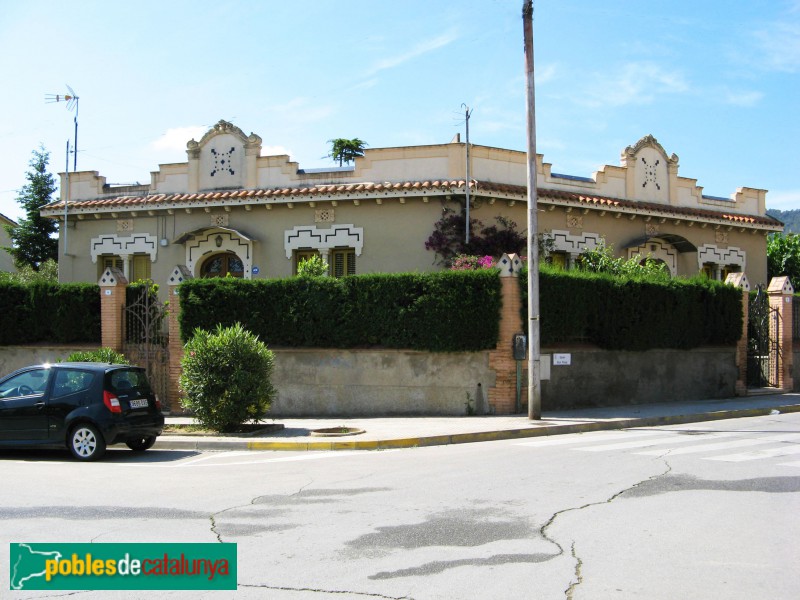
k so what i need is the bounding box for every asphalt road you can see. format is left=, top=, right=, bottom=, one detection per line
left=2, top=413, right=799, bottom=599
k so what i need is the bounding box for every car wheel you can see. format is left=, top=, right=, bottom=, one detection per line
left=126, top=436, right=156, bottom=452
left=69, top=424, right=106, bottom=461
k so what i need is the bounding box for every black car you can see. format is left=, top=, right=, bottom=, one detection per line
left=0, top=362, right=164, bottom=461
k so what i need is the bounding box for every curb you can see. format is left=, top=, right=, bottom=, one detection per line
left=152, top=403, right=800, bottom=452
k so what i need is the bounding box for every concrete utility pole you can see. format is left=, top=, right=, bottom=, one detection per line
left=523, top=0, right=542, bottom=419
left=462, top=104, right=473, bottom=244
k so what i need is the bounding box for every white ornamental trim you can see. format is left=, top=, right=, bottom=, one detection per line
left=697, top=244, right=746, bottom=271
left=284, top=224, right=364, bottom=259
left=90, top=234, right=157, bottom=263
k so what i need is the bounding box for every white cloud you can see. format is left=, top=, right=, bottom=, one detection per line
left=767, top=189, right=800, bottom=211
left=534, top=63, right=557, bottom=85
left=151, top=126, right=207, bottom=152
left=364, top=30, right=459, bottom=77
left=265, top=97, right=334, bottom=123
left=723, top=89, right=764, bottom=107
left=754, top=22, right=800, bottom=72
left=262, top=145, right=292, bottom=157
left=577, top=61, right=689, bottom=108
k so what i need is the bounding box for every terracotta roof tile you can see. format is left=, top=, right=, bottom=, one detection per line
left=42, top=179, right=782, bottom=228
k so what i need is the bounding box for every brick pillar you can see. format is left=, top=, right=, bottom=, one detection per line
left=98, top=267, right=128, bottom=351
left=767, top=276, right=794, bottom=391
left=488, top=253, right=525, bottom=414
left=167, top=266, right=193, bottom=414
left=725, top=272, right=750, bottom=397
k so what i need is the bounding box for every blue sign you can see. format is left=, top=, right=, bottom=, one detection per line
left=252, top=267, right=260, bottom=275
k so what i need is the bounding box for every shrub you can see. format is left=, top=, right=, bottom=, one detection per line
left=179, top=323, right=276, bottom=432
left=178, top=270, right=502, bottom=351
left=297, top=255, right=329, bottom=277
left=65, top=348, right=130, bottom=364
left=521, top=266, right=742, bottom=350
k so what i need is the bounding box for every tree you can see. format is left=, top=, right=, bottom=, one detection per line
left=767, top=233, right=800, bottom=285
left=4, top=148, right=58, bottom=270
left=425, top=207, right=529, bottom=266
left=327, top=138, right=367, bottom=166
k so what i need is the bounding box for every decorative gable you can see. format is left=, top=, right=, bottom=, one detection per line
left=187, top=120, right=262, bottom=192
left=621, top=134, right=678, bottom=203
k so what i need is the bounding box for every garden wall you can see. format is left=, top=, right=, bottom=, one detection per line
left=0, top=345, right=96, bottom=376
left=540, top=347, right=738, bottom=411
left=268, top=349, right=494, bottom=416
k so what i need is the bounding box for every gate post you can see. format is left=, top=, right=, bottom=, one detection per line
left=99, top=267, right=128, bottom=352
left=167, top=266, right=193, bottom=414
left=725, top=273, right=750, bottom=396
left=767, top=276, right=794, bottom=391
left=488, top=253, right=525, bottom=414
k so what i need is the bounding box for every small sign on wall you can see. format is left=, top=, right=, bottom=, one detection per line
left=553, top=353, right=571, bottom=366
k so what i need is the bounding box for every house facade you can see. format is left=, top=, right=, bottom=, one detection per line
left=41, top=120, right=782, bottom=292
left=0, top=213, right=18, bottom=273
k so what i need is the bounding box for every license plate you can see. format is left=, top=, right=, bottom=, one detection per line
left=129, top=399, right=149, bottom=409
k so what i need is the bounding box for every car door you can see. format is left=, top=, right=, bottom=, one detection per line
left=0, top=368, right=52, bottom=442
left=46, top=368, right=97, bottom=441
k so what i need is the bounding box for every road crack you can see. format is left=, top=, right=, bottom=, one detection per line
left=541, top=458, right=673, bottom=598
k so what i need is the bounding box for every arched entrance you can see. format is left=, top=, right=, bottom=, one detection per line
left=200, top=252, right=244, bottom=278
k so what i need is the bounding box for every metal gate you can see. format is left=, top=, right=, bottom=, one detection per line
left=122, top=283, right=170, bottom=410
left=747, top=286, right=781, bottom=388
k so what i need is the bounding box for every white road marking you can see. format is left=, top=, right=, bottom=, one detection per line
left=636, top=433, right=800, bottom=456
left=516, top=430, right=668, bottom=447
left=706, top=444, right=800, bottom=462
left=575, top=432, right=737, bottom=452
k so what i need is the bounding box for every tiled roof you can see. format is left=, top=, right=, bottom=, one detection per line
left=42, top=179, right=783, bottom=229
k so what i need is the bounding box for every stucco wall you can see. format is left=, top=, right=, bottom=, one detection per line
left=268, top=349, right=495, bottom=417
left=0, top=345, right=95, bottom=377
left=540, top=347, right=738, bottom=410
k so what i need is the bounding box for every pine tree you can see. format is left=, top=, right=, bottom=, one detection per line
left=3, top=147, right=58, bottom=270
left=327, top=138, right=367, bottom=166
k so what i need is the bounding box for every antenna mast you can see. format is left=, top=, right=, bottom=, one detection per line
left=45, top=86, right=80, bottom=257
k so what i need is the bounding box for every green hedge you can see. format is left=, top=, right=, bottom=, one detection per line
left=179, top=270, right=502, bottom=352
left=0, top=281, right=100, bottom=345
left=521, top=267, right=742, bottom=350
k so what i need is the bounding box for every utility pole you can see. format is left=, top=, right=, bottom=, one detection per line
left=462, top=104, right=473, bottom=244
left=523, top=1, right=542, bottom=419
left=46, top=87, right=79, bottom=257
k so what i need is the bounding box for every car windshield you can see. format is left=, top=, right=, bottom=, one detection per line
left=108, top=369, right=152, bottom=395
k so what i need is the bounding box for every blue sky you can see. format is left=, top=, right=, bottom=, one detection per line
left=1, top=0, right=798, bottom=222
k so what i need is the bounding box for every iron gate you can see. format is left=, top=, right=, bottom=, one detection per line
left=122, top=283, right=170, bottom=410
left=747, top=286, right=781, bottom=388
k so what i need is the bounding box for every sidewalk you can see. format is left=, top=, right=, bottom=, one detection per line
left=153, top=392, right=800, bottom=452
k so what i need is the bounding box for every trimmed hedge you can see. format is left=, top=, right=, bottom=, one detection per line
left=0, top=281, right=100, bottom=345
left=521, top=267, right=742, bottom=350
left=179, top=270, right=502, bottom=352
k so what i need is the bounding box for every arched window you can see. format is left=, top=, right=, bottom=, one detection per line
left=200, top=252, right=244, bottom=278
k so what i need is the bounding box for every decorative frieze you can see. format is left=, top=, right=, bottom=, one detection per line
left=284, top=224, right=364, bottom=259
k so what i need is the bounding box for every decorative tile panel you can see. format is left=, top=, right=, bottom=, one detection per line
left=715, top=231, right=729, bottom=244
left=315, top=209, right=335, bottom=223
left=566, top=214, right=583, bottom=229
left=211, top=214, right=229, bottom=227
left=116, top=219, right=134, bottom=233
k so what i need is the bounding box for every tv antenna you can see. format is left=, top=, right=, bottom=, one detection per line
left=45, top=85, right=80, bottom=256
left=45, top=85, right=79, bottom=171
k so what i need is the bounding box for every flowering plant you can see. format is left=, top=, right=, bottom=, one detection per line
left=450, top=254, right=495, bottom=271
